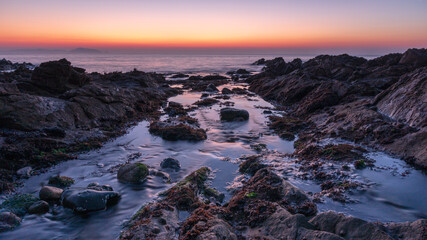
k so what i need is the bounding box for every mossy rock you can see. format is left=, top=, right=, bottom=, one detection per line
left=48, top=176, right=75, bottom=188
left=0, top=194, right=39, bottom=216
left=117, top=163, right=149, bottom=183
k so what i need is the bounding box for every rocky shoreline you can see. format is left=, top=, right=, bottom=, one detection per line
left=0, top=50, right=426, bottom=239
left=0, top=59, right=178, bottom=192
left=248, top=48, right=427, bottom=171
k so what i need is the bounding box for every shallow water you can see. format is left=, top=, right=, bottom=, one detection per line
left=1, top=82, right=426, bottom=239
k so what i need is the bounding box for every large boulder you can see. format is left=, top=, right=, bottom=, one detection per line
left=61, top=188, right=120, bottom=213
left=149, top=120, right=207, bottom=141
left=28, top=200, right=49, bottom=214
left=31, top=58, right=90, bottom=93
left=160, top=157, right=181, bottom=170
left=399, top=48, right=427, bottom=67
left=220, top=108, right=249, bottom=121
left=117, top=163, right=149, bottom=183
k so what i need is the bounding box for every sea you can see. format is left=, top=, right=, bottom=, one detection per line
left=0, top=52, right=379, bottom=74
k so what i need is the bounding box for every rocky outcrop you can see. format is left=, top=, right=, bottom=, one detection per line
left=0, top=59, right=176, bottom=193
left=248, top=48, right=427, bottom=169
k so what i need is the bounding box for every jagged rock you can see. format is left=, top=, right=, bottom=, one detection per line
left=220, top=108, right=249, bottom=121
left=61, top=188, right=120, bottom=213
left=16, top=166, right=32, bottom=178
left=221, top=87, right=233, bottom=94
left=31, top=58, right=90, bottom=93
left=205, top=83, right=219, bottom=92
left=117, top=163, right=149, bottom=183
left=39, top=186, right=63, bottom=201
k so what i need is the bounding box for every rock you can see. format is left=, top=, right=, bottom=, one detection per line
left=193, top=98, right=219, bottom=106
left=399, top=48, right=427, bottom=67
left=0, top=194, right=39, bottom=216
left=0, top=212, right=21, bottom=232
left=43, top=127, right=66, bottom=138
left=48, top=175, right=75, bottom=188
left=16, top=166, right=32, bottom=178
left=221, top=87, right=233, bottom=94
left=220, top=108, right=249, bottom=121
left=117, top=163, right=149, bottom=183
left=170, top=73, right=189, bottom=78
left=160, top=157, right=181, bottom=170
left=149, top=120, right=207, bottom=141
left=39, top=186, right=63, bottom=201
left=252, top=58, right=266, bottom=65
left=205, top=83, right=219, bottom=92
left=384, top=219, right=427, bottom=240
left=310, top=211, right=394, bottom=240
left=31, top=58, right=90, bottom=93
left=61, top=188, right=121, bottom=213
left=28, top=200, right=49, bottom=214
left=236, top=69, right=250, bottom=74
left=87, top=182, right=114, bottom=191
left=202, top=75, right=227, bottom=80
left=149, top=169, right=171, bottom=182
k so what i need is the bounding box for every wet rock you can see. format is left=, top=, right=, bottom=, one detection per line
left=39, top=186, right=63, bottom=201
left=28, top=200, right=49, bottom=214
left=236, top=69, right=250, bottom=74
left=239, top=155, right=266, bottom=175
left=0, top=193, right=39, bottom=216
left=310, top=211, right=394, bottom=240
left=61, top=188, right=121, bottom=213
left=205, top=83, right=219, bottom=92
left=221, top=87, right=233, bottom=94
left=31, top=58, right=90, bottom=93
left=117, top=163, right=149, bottom=183
left=87, top=182, right=114, bottom=191
left=160, top=157, right=181, bottom=170
left=48, top=175, right=75, bottom=188
left=16, top=166, right=32, bottom=178
left=193, top=98, right=219, bottom=106
left=279, top=131, right=295, bottom=141
left=384, top=218, right=427, bottom=240
left=220, top=108, right=249, bottom=121
left=149, top=120, right=207, bottom=141
left=164, top=101, right=186, bottom=116
left=202, top=75, right=227, bottom=80
left=0, top=212, right=21, bottom=232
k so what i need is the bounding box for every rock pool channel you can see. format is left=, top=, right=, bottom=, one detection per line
left=0, top=82, right=426, bottom=240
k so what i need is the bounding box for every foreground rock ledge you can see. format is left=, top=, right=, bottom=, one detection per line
left=0, top=59, right=178, bottom=192
left=120, top=165, right=426, bottom=240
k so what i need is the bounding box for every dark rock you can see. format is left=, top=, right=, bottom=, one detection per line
left=160, top=158, right=181, bottom=170
left=28, top=200, right=49, bottom=214
left=252, top=58, right=266, bottom=65
left=39, top=186, right=63, bottom=201
left=170, top=73, right=189, bottom=78
left=205, top=83, right=218, bottom=92
left=202, top=75, right=227, bottom=80
left=193, top=98, right=219, bottom=106
left=31, top=58, right=90, bottom=93
left=399, top=48, right=427, bottom=67
left=149, top=121, right=207, bottom=141
left=236, top=69, right=250, bottom=74
left=117, top=163, right=149, bottom=183
left=221, top=87, right=233, bottom=94
left=43, top=127, right=66, bottom=138
left=0, top=212, right=21, bottom=232
left=220, top=108, right=249, bottom=121
left=61, top=188, right=120, bottom=213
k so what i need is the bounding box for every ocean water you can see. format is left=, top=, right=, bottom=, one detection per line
left=1, top=52, right=373, bottom=74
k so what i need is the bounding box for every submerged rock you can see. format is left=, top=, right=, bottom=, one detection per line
left=193, top=98, right=219, bottom=106
left=61, top=188, right=121, bottom=213
left=160, top=157, right=181, bottom=170
left=28, top=200, right=49, bottom=214
left=39, top=186, right=63, bottom=201
left=0, top=193, right=39, bottom=216
left=117, top=163, right=149, bottom=183
left=220, top=108, right=249, bottom=121
left=87, top=182, right=114, bottom=191
left=0, top=212, right=21, bottom=232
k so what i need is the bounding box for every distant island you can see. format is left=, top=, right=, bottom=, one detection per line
left=69, top=48, right=102, bottom=54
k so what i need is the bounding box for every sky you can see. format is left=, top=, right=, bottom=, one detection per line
left=0, top=0, right=426, bottom=52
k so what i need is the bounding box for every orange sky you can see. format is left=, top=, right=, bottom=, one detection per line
left=1, top=0, right=426, bottom=49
